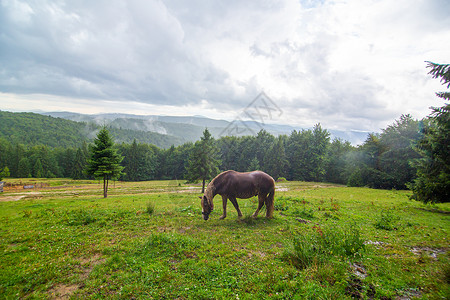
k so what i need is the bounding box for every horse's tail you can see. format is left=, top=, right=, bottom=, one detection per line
left=265, top=187, right=275, bottom=218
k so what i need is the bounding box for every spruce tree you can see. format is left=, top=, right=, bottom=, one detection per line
left=86, top=127, right=124, bottom=198
left=72, top=147, right=87, bottom=179
left=410, top=62, right=450, bottom=203
left=186, top=128, right=220, bottom=193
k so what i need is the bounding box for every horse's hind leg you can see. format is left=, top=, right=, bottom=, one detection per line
left=252, top=195, right=265, bottom=218
left=265, top=189, right=275, bottom=218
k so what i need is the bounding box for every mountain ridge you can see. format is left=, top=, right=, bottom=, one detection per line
left=41, top=111, right=370, bottom=145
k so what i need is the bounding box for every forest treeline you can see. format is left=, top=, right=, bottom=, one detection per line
left=0, top=114, right=422, bottom=190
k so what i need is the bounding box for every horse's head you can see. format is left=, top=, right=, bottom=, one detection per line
left=199, top=195, right=213, bottom=220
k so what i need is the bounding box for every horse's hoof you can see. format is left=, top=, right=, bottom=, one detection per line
left=219, top=215, right=226, bottom=220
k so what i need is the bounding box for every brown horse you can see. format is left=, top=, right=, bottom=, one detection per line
left=199, top=170, right=275, bottom=220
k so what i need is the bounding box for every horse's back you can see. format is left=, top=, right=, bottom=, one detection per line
left=214, top=170, right=274, bottom=198
left=249, top=171, right=275, bottom=193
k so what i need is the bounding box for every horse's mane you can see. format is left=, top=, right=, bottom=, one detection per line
left=205, top=171, right=231, bottom=201
left=205, top=181, right=215, bottom=202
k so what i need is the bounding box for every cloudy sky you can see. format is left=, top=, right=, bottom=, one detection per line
left=1, top=0, right=449, bottom=132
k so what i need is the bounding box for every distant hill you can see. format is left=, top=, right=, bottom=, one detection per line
left=0, top=111, right=183, bottom=148
left=43, top=112, right=370, bottom=145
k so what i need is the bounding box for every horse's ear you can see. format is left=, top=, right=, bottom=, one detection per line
left=198, top=196, right=202, bottom=200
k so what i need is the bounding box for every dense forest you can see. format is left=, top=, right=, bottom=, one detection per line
left=0, top=111, right=422, bottom=190
left=0, top=111, right=183, bottom=149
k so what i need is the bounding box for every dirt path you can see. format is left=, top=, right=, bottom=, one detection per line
left=0, top=192, right=42, bottom=202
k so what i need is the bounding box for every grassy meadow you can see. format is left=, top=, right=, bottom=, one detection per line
left=0, top=179, right=448, bottom=299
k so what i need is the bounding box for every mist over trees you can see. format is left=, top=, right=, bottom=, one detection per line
left=0, top=116, right=423, bottom=190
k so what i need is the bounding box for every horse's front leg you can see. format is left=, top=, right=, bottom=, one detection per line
left=229, top=196, right=243, bottom=218
left=219, top=195, right=227, bottom=219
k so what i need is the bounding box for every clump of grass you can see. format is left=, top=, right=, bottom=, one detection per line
left=240, top=215, right=257, bottom=225
left=22, top=210, right=32, bottom=218
left=323, top=212, right=339, bottom=220
left=146, top=201, right=155, bottom=215
left=374, top=209, right=400, bottom=231
left=286, top=223, right=365, bottom=270
left=65, top=208, right=97, bottom=226
left=274, top=200, right=289, bottom=211
left=293, top=206, right=315, bottom=219
left=277, top=195, right=306, bottom=203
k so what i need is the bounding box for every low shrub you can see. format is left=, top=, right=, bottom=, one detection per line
left=287, top=223, right=365, bottom=269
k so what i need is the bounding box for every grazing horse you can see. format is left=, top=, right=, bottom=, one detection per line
left=199, top=170, right=275, bottom=220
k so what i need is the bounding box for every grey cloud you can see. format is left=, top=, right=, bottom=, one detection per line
left=1, top=0, right=449, bottom=133
left=0, top=0, right=238, bottom=106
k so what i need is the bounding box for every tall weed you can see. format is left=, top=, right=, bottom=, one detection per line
left=146, top=201, right=155, bottom=215
left=374, top=209, right=400, bottom=231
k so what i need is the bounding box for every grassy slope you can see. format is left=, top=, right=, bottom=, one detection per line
left=0, top=180, right=448, bottom=299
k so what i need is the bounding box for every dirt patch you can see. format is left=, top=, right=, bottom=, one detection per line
left=410, top=247, right=447, bottom=259
left=248, top=250, right=267, bottom=259
left=158, top=226, right=174, bottom=232
left=178, top=226, right=192, bottom=234
left=173, top=187, right=201, bottom=193
left=79, top=253, right=104, bottom=266
left=49, top=284, right=79, bottom=299
left=351, top=262, right=368, bottom=279
left=396, top=288, right=422, bottom=299
left=296, top=218, right=311, bottom=224
left=345, top=276, right=376, bottom=299
left=0, top=195, right=27, bottom=202
left=48, top=254, right=105, bottom=299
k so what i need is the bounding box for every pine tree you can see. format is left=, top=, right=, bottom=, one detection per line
left=410, top=62, right=450, bottom=203
left=247, top=157, right=260, bottom=172
left=123, top=139, right=140, bottom=181
left=86, top=127, right=124, bottom=198
left=17, top=157, right=31, bottom=178
left=186, top=128, right=220, bottom=193
left=33, top=159, right=44, bottom=178
left=310, top=124, right=330, bottom=181
left=266, top=136, right=288, bottom=180
left=72, top=147, right=87, bottom=179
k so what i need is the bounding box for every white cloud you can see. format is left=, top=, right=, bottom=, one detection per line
left=1, top=0, right=449, bottom=132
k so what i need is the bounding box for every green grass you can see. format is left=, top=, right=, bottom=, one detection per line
left=0, top=180, right=449, bottom=299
